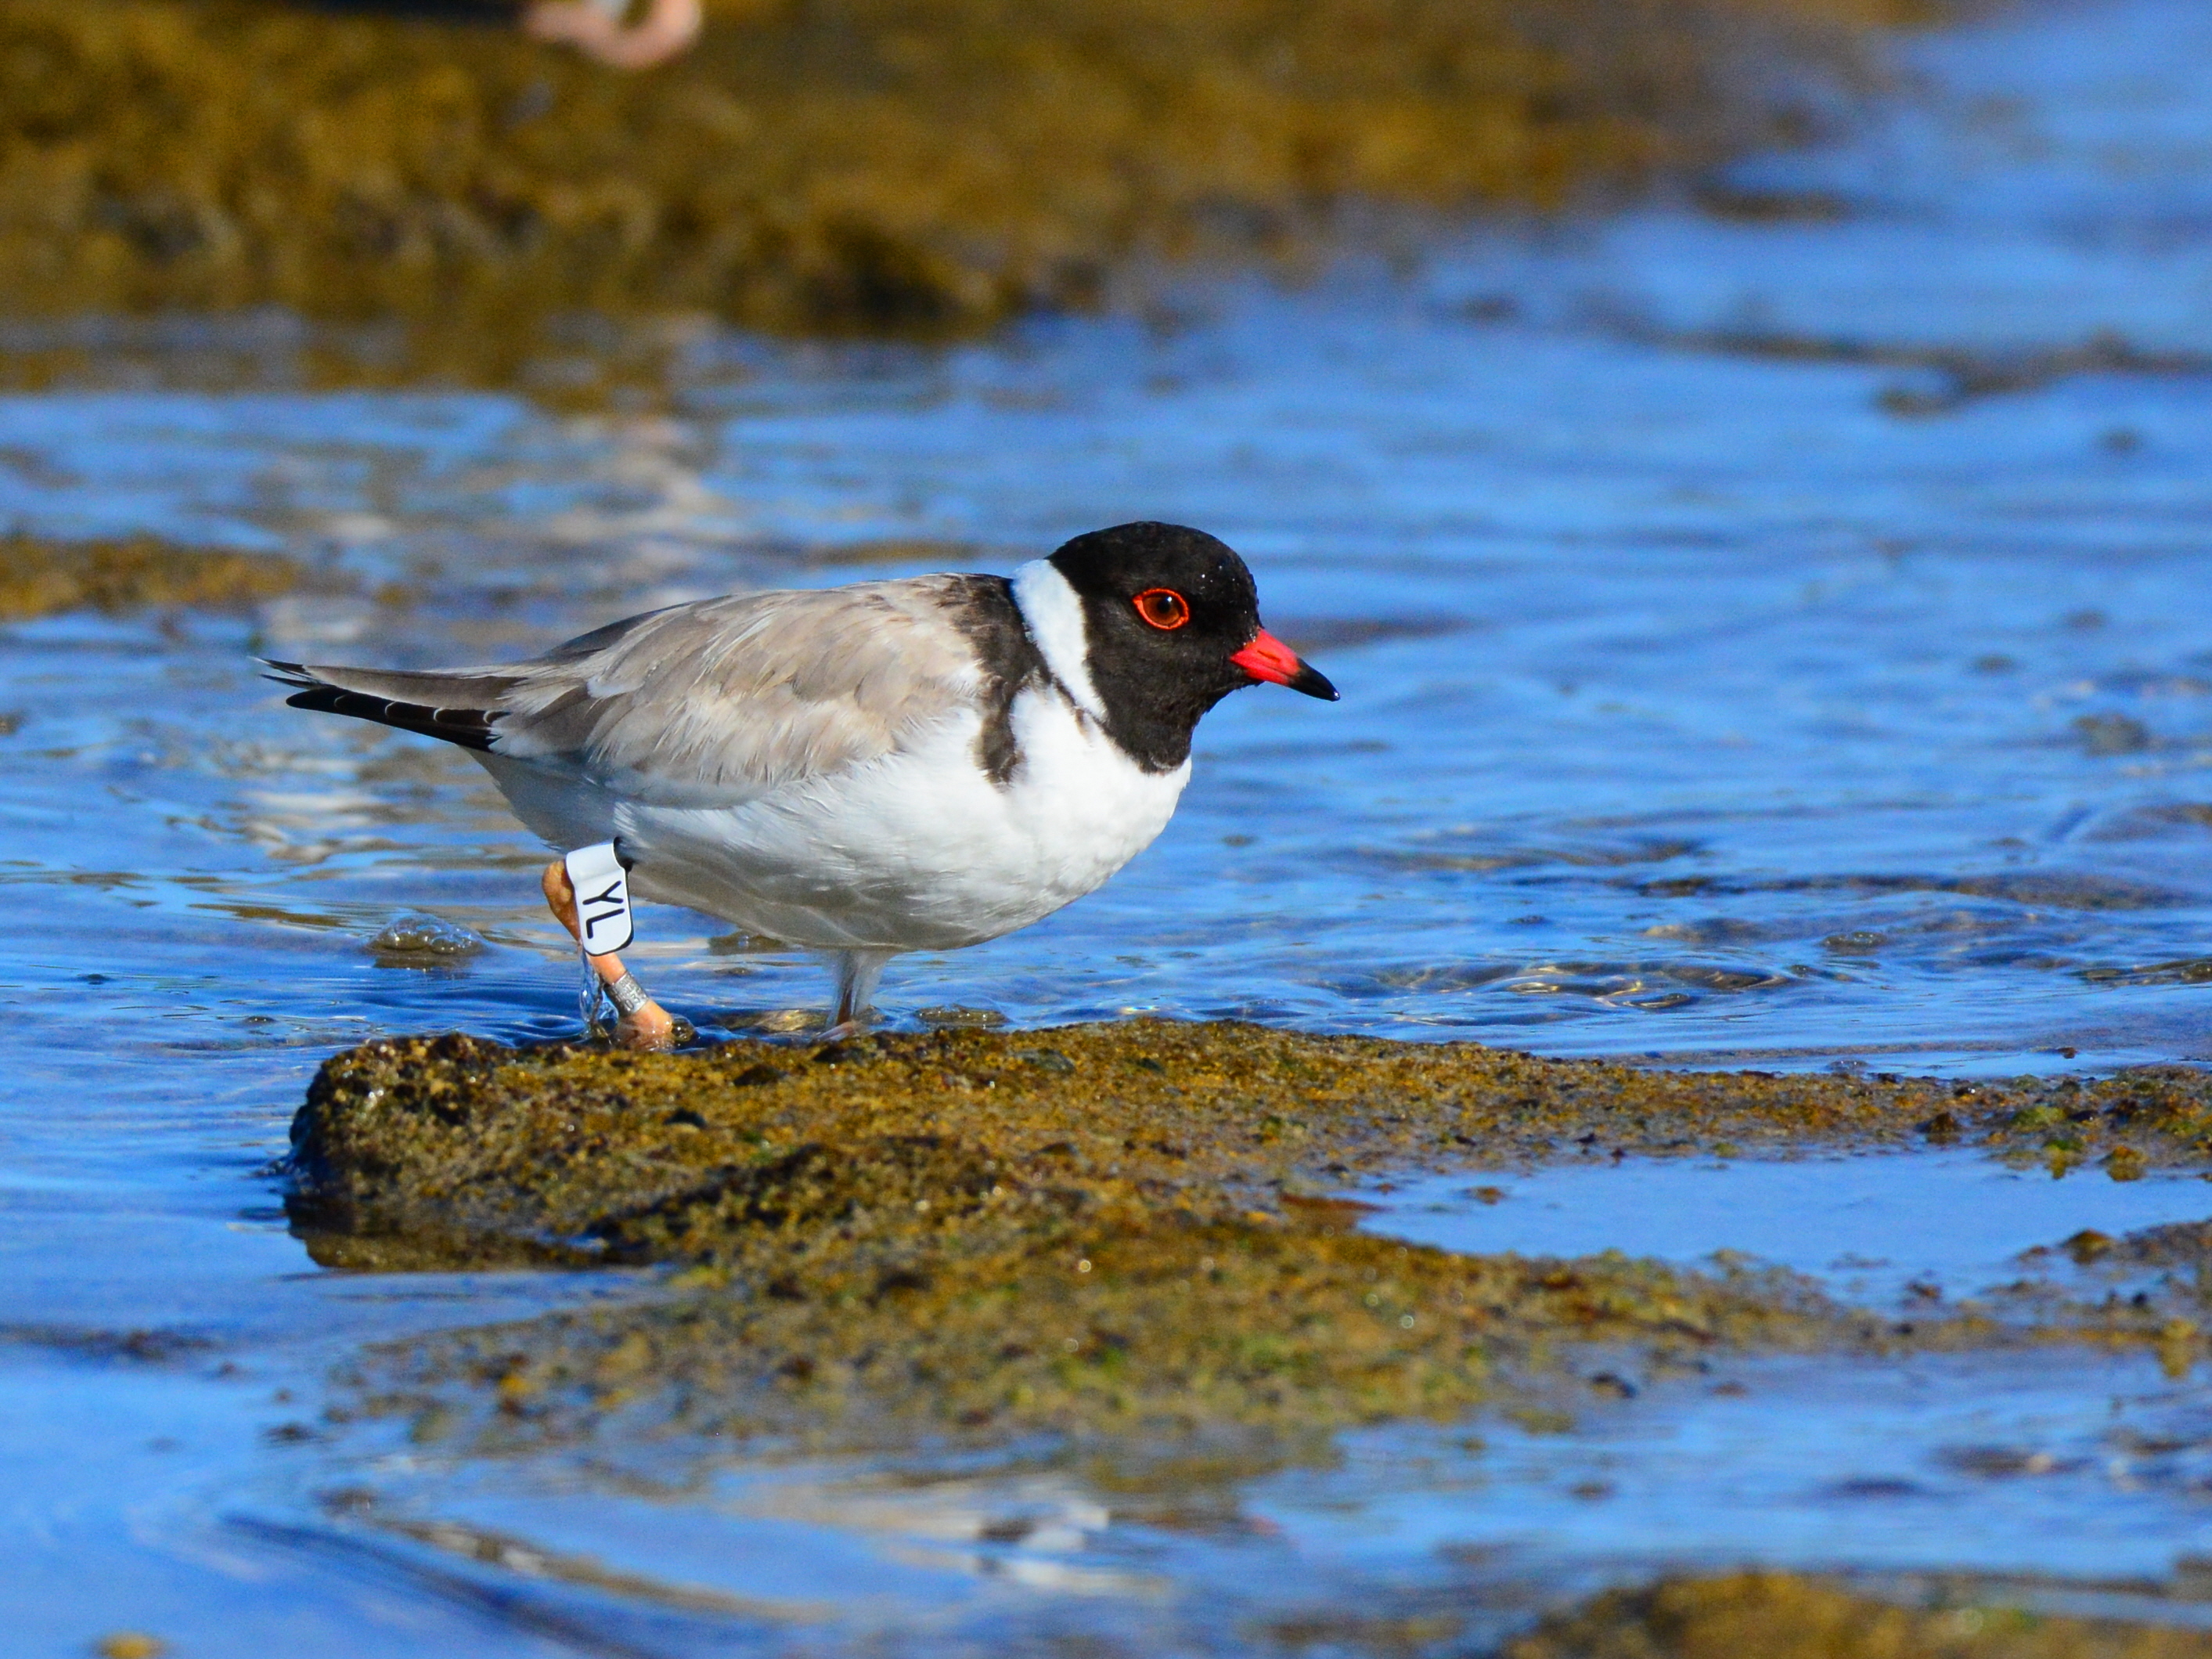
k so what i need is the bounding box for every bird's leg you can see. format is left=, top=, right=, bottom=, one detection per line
left=542, top=860, right=677, bottom=1049
left=821, top=950, right=890, bottom=1042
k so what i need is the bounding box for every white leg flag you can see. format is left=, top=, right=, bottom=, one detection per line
left=564, top=842, right=635, bottom=956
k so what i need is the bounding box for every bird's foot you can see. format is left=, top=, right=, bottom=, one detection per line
left=597, top=963, right=685, bottom=1050
left=544, top=857, right=683, bottom=1049
left=615, top=1001, right=683, bottom=1051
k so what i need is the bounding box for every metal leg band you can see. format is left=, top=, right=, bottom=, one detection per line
left=606, top=972, right=654, bottom=1018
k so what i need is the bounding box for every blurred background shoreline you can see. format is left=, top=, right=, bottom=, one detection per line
left=0, top=0, right=1916, bottom=383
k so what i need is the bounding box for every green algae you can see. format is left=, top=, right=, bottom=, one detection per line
left=1501, top=1571, right=2212, bottom=1659
left=290, top=1022, right=2212, bottom=1452
left=358, top=1217, right=1840, bottom=1452
left=287, top=1022, right=2212, bottom=1263
left=0, top=532, right=303, bottom=619
left=0, top=0, right=1909, bottom=370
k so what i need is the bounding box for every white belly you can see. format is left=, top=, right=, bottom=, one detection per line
left=478, top=689, right=1188, bottom=951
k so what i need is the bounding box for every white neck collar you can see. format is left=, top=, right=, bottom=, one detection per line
left=1009, top=558, right=1106, bottom=721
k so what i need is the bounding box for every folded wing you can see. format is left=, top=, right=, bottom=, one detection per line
left=269, top=575, right=992, bottom=807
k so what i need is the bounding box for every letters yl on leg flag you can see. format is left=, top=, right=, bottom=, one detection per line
left=564, top=842, right=635, bottom=955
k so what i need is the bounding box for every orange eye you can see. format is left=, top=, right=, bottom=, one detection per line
left=1133, top=588, right=1191, bottom=630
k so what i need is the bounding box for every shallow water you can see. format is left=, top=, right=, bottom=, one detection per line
left=1364, top=1152, right=2212, bottom=1309
left=8, top=0, right=2212, bottom=1649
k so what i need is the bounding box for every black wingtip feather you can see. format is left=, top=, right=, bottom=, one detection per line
left=278, top=676, right=499, bottom=752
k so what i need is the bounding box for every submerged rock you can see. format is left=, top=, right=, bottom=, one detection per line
left=1502, top=1570, right=2212, bottom=1658
left=292, top=1022, right=2210, bottom=1451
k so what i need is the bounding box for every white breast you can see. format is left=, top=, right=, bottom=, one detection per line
left=588, top=687, right=1190, bottom=951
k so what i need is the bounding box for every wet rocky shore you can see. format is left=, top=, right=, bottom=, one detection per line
left=276, top=1021, right=2212, bottom=1653
left=289, top=1023, right=2210, bottom=1437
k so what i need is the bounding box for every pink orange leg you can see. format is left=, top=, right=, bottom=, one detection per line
left=542, top=860, right=678, bottom=1049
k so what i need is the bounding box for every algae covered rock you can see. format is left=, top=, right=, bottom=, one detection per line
left=287, top=1022, right=2212, bottom=1268
left=304, top=1025, right=1856, bottom=1444
left=292, top=1022, right=2210, bottom=1450
left=1503, top=1571, right=2212, bottom=1659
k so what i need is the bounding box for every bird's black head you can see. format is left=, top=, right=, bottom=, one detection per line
left=1045, top=521, right=1335, bottom=772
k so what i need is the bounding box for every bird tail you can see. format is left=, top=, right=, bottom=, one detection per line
left=261, top=659, right=518, bottom=752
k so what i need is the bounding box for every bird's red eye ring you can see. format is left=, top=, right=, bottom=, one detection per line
left=1133, top=588, right=1191, bottom=630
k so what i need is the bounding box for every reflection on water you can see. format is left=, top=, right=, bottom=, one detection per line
left=6, top=0, right=2212, bottom=1649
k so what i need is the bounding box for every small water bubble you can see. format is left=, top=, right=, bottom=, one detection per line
left=1823, top=930, right=1886, bottom=954
left=368, top=914, right=485, bottom=965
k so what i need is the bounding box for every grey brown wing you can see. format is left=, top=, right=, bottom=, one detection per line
left=269, top=575, right=995, bottom=806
